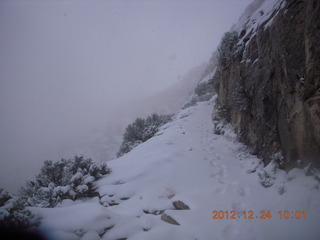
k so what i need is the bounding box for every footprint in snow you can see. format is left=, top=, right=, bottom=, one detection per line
left=231, top=202, right=247, bottom=215
left=237, top=186, right=249, bottom=197
left=209, top=161, right=226, bottom=183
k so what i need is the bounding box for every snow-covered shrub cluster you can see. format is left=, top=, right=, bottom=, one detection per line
left=270, top=151, right=285, bottom=168
left=0, top=188, right=39, bottom=231
left=195, top=80, right=215, bottom=101
left=181, top=97, right=198, bottom=109
left=217, top=31, right=242, bottom=68
left=258, top=158, right=280, bottom=188
left=182, top=78, right=215, bottom=110
left=117, top=113, right=173, bottom=157
left=194, top=82, right=208, bottom=96
left=20, top=156, right=110, bottom=208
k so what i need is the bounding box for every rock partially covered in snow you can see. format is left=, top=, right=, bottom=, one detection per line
left=160, top=212, right=180, bottom=226
left=172, top=200, right=190, bottom=210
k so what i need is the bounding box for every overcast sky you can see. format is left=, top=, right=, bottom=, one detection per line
left=0, top=0, right=252, bottom=192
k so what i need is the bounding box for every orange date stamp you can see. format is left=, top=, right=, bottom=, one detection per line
left=211, top=210, right=307, bottom=220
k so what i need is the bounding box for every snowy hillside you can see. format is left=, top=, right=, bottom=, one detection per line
left=33, top=95, right=320, bottom=240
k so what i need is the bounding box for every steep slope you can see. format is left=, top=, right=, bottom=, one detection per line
left=33, top=96, right=320, bottom=240
left=215, top=0, right=320, bottom=169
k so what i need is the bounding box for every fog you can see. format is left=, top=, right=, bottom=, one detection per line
left=0, top=0, right=252, bottom=193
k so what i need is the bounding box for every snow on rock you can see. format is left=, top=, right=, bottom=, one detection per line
left=232, top=0, right=286, bottom=43
left=32, top=97, right=320, bottom=240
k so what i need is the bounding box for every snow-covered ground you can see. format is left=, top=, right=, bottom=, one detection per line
left=33, top=96, right=320, bottom=240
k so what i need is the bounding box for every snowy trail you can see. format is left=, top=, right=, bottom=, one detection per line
left=35, top=98, right=320, bottom=240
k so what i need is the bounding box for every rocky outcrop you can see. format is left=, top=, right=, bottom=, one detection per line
left=214, top=0, right=320, bottom=169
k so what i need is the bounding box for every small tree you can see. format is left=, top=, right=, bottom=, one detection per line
left=117, top=114, right=172, bottom=157
left=122, top=118, right=146, bottom=144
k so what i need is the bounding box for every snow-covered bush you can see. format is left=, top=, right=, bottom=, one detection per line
left=117, top=114, right=173, bottom=157
left=195, top=82, right=209, bottom=96
left=183, top=79, right=215, bottom=110
left=258, top=160, right=278, bottom=188
left=182, top=97, right=198, bottom=109
left=213, top=101, right=231, bottom=122
left=0, top=189, right=39, bottom=231
left=20, top=156, right=110, bottom=208
left=217, top=31, right=241, bottom=68
left=270, top=151, right=285, bottom=168
left=194, top=80, right=215, bottom=101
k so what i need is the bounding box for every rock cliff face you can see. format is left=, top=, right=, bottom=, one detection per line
left=215, top=0, right=320, bottom=169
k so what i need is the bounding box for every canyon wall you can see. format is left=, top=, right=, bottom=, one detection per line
left=215, top=0, right=320, bottom=169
